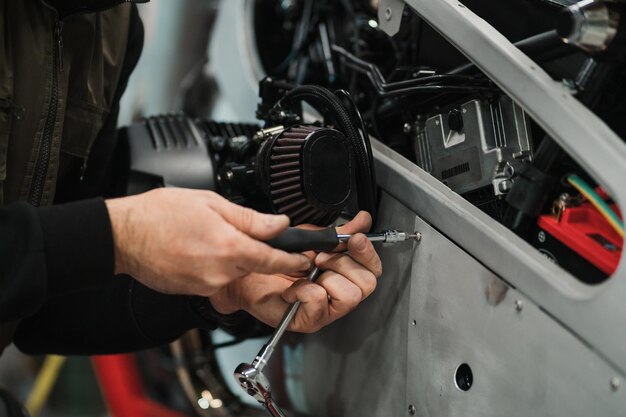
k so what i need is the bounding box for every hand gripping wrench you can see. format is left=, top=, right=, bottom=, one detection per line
left=234, top=227, right=420, bottom=416
left=234, top=266, right=323, bottom=417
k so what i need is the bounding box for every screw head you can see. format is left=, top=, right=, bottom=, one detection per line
left=610, top=377, right=621, bottom=391
left=515, top=299, right=524, bottom=312
left=408, top=404, right=416, bottom=415
left=403, top=122, right=412, bottom=133
left=411, top=319, right=417, bottom=326
left=538, top=231, right=546, bottom=243
left=385, top=7, right=393, bottom=20
left=498, top=179, right=513, bottom=193
left=562, top=78, right=577, bottom=93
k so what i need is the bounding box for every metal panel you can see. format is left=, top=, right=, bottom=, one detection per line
left=407, top=215, right=626, bottom=417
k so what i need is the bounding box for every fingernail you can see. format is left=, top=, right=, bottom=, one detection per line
left=266, top=214, right=288, bottom=228
left=316, top=252, right=332, bottom=264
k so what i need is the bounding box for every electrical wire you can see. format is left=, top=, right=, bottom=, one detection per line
left=567, top=174, right=624, bottom=238
left=332, top=45, right=496, bottom=95
left=274, top=0, right=315, bottom=74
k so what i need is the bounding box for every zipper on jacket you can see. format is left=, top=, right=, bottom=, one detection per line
left=56, top=21, right=64, bottom=71
left=28, top=20, right=63, bottom=207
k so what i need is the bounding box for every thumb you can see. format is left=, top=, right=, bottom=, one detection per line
left=209, top=195, right=290, bottom=240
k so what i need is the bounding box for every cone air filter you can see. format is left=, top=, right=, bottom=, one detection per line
left=257, top=125, right=354, bottom=226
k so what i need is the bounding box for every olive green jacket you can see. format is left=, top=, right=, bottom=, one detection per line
left=0, top=0, right=139, bottom=207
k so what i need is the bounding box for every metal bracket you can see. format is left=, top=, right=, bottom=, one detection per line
left=378, top=0, right=405, bottom=36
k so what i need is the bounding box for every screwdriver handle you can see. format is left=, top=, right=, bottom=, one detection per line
left=265, top=227, right=338, bottom=252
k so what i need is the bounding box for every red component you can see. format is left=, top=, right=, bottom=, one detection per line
left=92, top=354, right=187, bottom=417
left=538, top=202, right=623, bottom=275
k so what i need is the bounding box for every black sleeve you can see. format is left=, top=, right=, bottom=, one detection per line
left=13, top=277, right=217, bottom=355
left=12, top=198, right=239, bottom=355
left=0, top=203, right=47, bottom=322
left=0, top=198, right=115, bottom=323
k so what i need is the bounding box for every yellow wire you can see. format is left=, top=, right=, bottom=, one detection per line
left=25, top=355, right=66, bottom=417
left=567, top=178, right=624, bottom=238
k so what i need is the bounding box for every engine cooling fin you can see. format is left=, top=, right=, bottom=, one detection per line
left=258, top=125, right=354, bottom=226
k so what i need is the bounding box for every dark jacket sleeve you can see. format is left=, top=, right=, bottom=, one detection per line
left=0, top=197, right=119, bottom=322
left=11, top=198, right=232, bottom=355
left=14, top=276, right=217, bottom=355
left=0, top=203, right=47, bottom=322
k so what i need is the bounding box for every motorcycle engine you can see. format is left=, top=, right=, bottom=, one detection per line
left=116, top=80, right=376, bottom=226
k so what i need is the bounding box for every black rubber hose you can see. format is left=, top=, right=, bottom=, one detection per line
left=334, top=88, right=376, bottom=194
left=274, top=85, right=378, bottom=220
left=448, top=30, right=577, bottom=75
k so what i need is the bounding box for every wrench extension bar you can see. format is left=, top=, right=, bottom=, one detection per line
left=266, top=227, right=420, bottom=252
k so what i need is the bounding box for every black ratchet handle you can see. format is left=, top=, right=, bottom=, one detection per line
left=265, top=227, right=338, bottom=252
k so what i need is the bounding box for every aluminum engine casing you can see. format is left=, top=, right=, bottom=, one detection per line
left=414, top=95, right=533, bottom=196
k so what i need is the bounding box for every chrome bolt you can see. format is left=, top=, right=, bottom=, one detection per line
left=403, top=123, right=412, bottom=134
left=610, top=377, right=620, bottom=391
left=515, top=299, right=524, bottom=312
left=562, top=78, right=577, bottom=94
left=385, top=7, right=393, bottom=20
left=498, top=180, right=513, bottom=194
left=408, top=404, right=416, bottom=415
left=415, top=232, right=422, bottom=242
left=538, top=231, right=546, bottom=243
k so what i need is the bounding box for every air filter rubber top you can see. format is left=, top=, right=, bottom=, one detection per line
left=257, top=125, right=353, bottom=225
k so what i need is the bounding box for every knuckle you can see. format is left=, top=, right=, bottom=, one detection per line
left=311, top=284, right=328, bottom=302
left=345, top=285, right=363, bottom=306
left=363, top=275, right=378, bottom=296
left=238, top=206, right=256, bottom=230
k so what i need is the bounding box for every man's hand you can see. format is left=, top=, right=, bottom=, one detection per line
left=209, top=211, right=383, bottom=333
left=105, top=188, right=311, bottom=296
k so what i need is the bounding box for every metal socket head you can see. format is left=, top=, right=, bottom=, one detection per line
left=234, top=363, right=272, bottom=404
